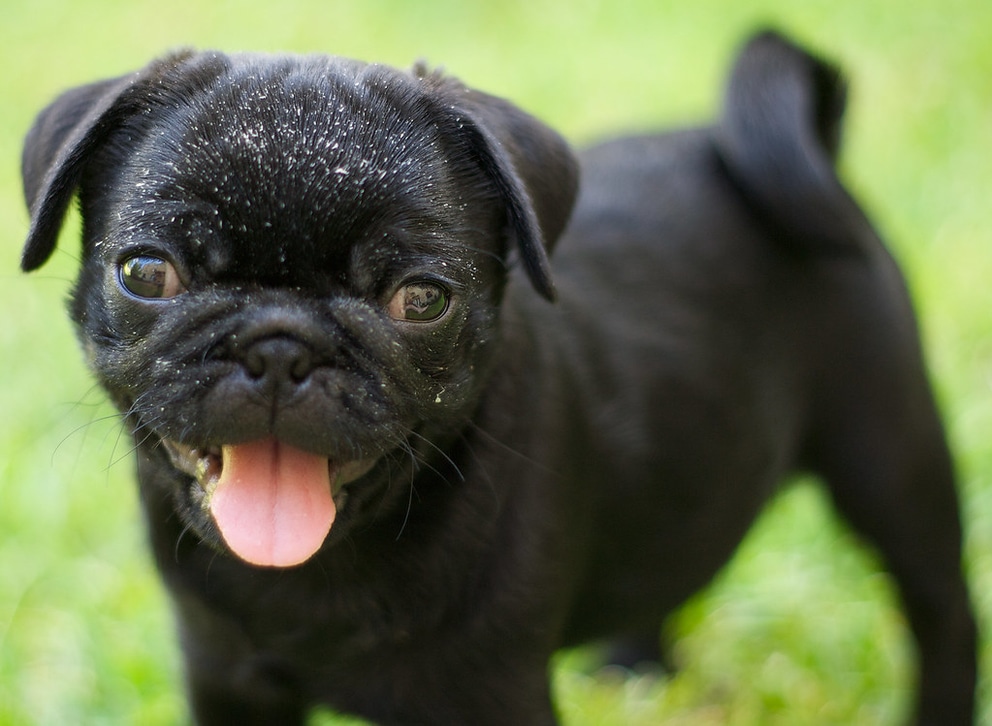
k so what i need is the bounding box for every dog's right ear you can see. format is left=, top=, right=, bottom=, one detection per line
left=20, top=52, right=209, bottom=272
left=21, top=74, right=142, bottom=271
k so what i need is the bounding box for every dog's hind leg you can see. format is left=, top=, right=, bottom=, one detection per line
left=803, top=350, right=977, bottom=725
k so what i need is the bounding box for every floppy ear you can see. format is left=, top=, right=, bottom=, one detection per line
left=420, top=73, right=580, bottom=301
left=21, top=73, right=143, bottom=271
left=20, top=52, right=209, bottom=272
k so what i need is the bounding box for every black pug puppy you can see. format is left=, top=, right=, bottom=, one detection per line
left=21, top=30, right=976, bottom=725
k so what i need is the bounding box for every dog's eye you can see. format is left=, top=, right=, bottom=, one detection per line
left=388, top=282, right=449, bottom=322
left=119, top=255, right=185, bottom=299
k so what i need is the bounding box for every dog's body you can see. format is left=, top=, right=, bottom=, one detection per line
left=22, top=32, right=976, bottom=724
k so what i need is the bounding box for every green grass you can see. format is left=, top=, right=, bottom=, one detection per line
left=2, top=1, right=991, bottom=723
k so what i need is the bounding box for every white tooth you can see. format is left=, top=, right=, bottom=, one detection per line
left=195, top=452, right=221, bottom=494
left=194, top=458, right=210, bottom=490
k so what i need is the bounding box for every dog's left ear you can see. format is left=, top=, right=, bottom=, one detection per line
left=420, top=72, right=579, bottom=301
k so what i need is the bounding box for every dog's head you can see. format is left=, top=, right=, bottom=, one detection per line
left=21, top=51, right=578, bottom=567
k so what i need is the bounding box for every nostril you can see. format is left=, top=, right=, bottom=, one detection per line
left=244, top=347, right=267, bottom=379
left=289, top=354, right=313, bottom=383
left=241, top=336, right=315, bottom=385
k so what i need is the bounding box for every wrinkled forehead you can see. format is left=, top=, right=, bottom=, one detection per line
left=147, top=56, right=452, bottom=222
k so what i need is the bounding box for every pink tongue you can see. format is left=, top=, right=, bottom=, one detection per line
left=209, top=438, right=336, bottom=568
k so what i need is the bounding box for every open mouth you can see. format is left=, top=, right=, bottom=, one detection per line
left=162, top=438, right=376, bottom=568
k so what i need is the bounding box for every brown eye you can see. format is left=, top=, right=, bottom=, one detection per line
left=388, top=281, right=449, bottom=322
left=119, top=255, right=185, bottom=299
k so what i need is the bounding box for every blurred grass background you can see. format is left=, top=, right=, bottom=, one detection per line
left=1, top=0, right=990, bottom=723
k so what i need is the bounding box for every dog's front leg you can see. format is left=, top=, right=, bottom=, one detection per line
left=176, top=617, right=308, bottom=725
left=186, top=666, right=307, bottom=726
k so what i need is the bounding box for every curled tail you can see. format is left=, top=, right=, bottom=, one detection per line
left=717, top=30, right=876, bottom=254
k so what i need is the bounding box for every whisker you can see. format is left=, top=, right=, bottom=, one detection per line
left=102, top=398, right=168, bottom=471
left=406, top=429, right=465, bottom=483
left=107, top=425, right=164, bottom=471
left=174, top=522, right=194, bottom=565
left=465, top=419, right=556, bottom=476
left=52, top=411, right=124, bottom=465
left=395, top=468, right=417, bottom=542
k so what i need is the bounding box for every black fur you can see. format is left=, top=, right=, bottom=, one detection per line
left=22, top=31, right=976, bottom=725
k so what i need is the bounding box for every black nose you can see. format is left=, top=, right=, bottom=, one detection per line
left=242, top=336, right=316, bottom=387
